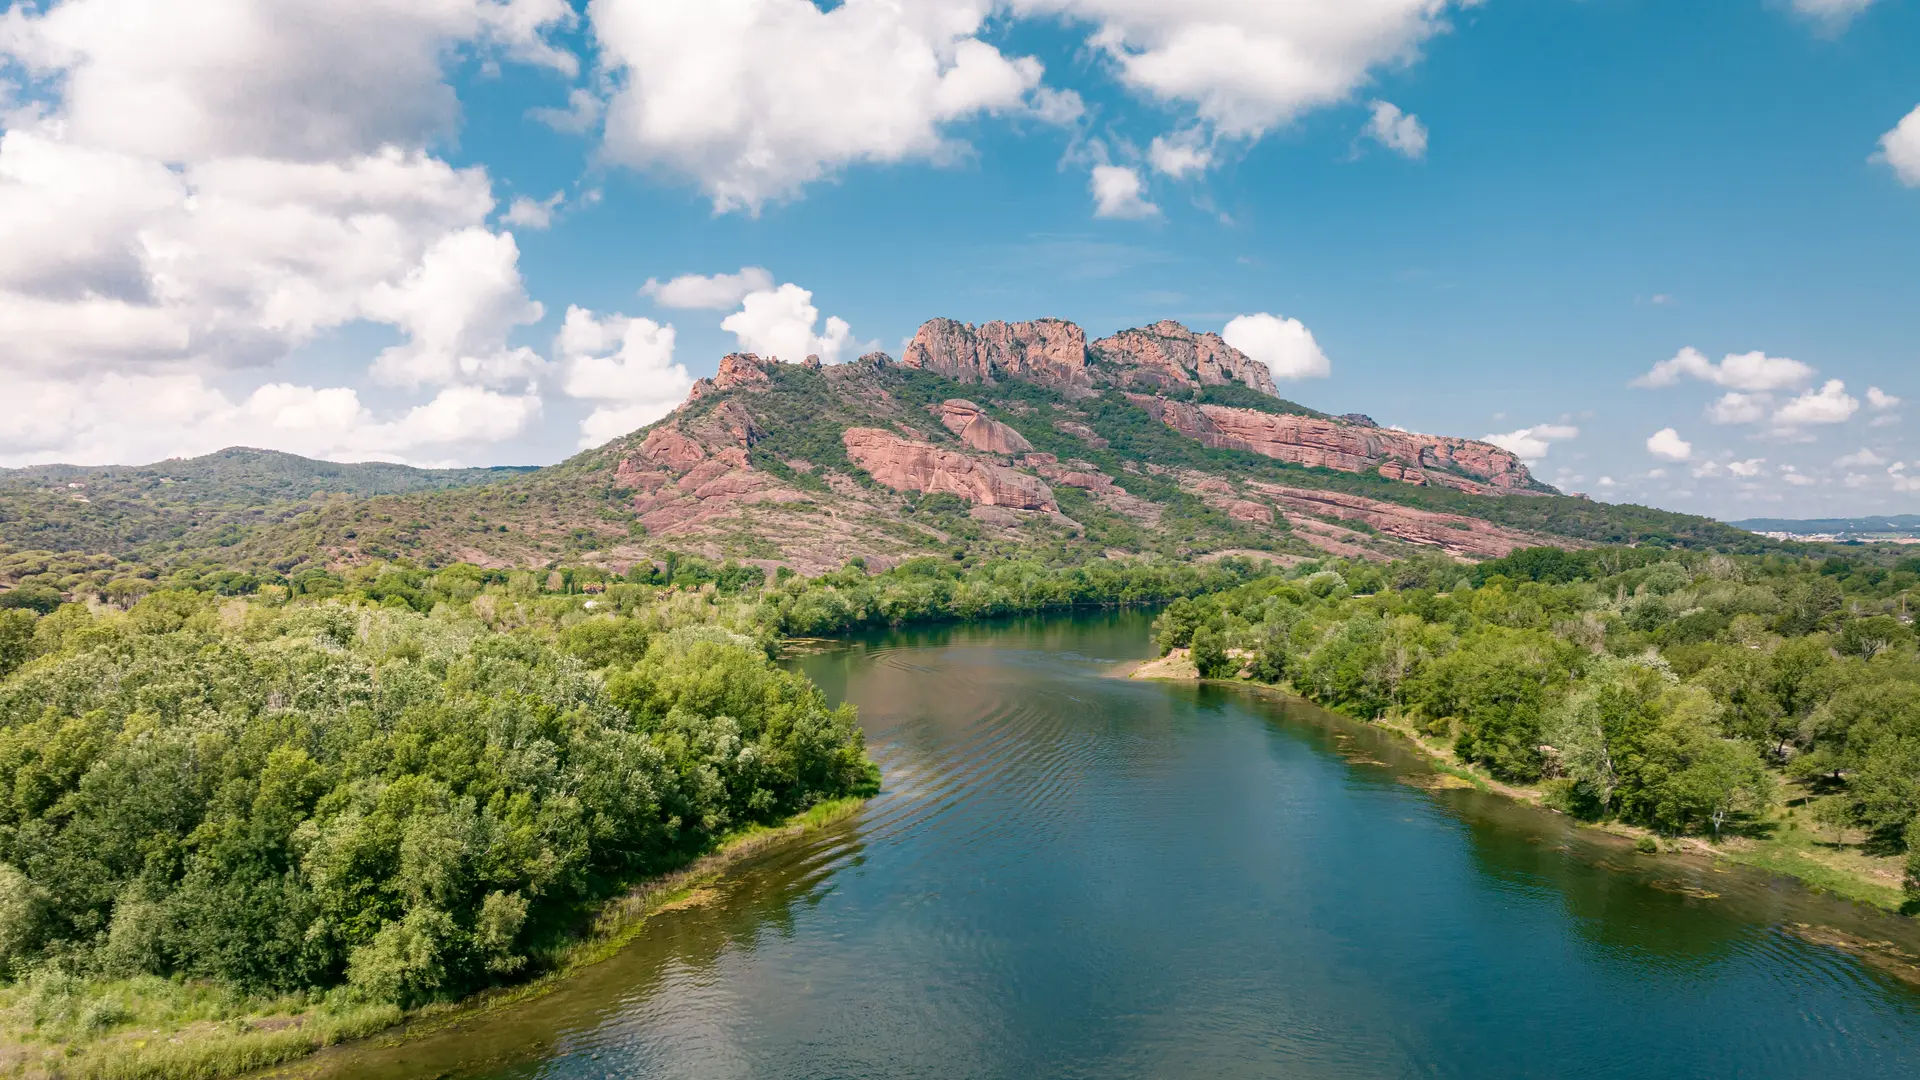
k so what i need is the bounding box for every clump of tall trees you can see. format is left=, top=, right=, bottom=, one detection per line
left=1155, top=549, right=1920, bottom=896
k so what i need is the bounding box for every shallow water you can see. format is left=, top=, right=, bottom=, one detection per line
left=298, top=612, right=1920, bottom=1079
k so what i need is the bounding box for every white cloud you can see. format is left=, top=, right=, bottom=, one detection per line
left=1728, top=458, right=1766, bottom=477
left=0, top=0, right=574, bottom=464
left=556, top=306, right=694, bottom=447
left=1362, top=100, right=1427, bottom=159
left=1148, top=132, right=1212, bottom=178
left=1222, top=313, right=1331, bottom=380
left=0, top=371, right=540, bottom=467
left=502, top=191, right=564, bottom=229
left=1706, top=391, right=1772, bottom=425
left=1647, top=427, right=1693, bottom=461
left=1483, top=423, right=1578, bottom=461
left=1792, top=0, right=1878, bottom=29
left=1782, top=470, right=1817, bottom=487
left=721, top=282, right=859, bottom=363
left=1631, top=346, right=1815, bottom=392
left=0, top=0, right=572, bottom=163
left=641, top=267, right=776, bottom=310
left=1835, top=447, right=1886, bottom=468
left=1090, top=164, right=1158, bottom=219
left=1030, top=86, right=1086, bottom=126
left=1015, top=0, right=1468, bottom=138
left=528, top=88, right=605, bottom=135
left=591, top=0, right=1045, bottom=212
left=1772, top=379, right=1858, bottom=428
left=1867, top=386, right=1901, bottom=409
left=1879, top=105, right=1920, bottom=186
left=1692, top=460, right=1725, bottom=478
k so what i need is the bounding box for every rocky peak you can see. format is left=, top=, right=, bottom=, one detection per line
left=902, top=317, right=1091, bottom=390
left=1090, top=322, right=1278, bottom=397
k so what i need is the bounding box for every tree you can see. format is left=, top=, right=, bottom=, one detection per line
left=1189, top=625, right=1231, bottom=679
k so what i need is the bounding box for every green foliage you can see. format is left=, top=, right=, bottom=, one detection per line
left=0, top=593, right=868, bottom=1008
left=1154, top=548, right=1919, bottom=848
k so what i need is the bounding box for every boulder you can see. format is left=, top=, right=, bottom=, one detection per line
left=939, top=399, right=1033, bottom=455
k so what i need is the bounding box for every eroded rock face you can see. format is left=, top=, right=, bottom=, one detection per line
left=842, top=427, right=1057, bottom=511
left=939, top=399, right=1033, bottom=455
left=1246, top=483, right=1573, bottom=560
left=1091, top=321, right=1278, bottom=396
left=1052, top=420, right=1109, bottom=448
left=1133, top=397, right=1537, bottom=491
left=903, top=318, right=1091, bottom=390
left=686, top=352, right=775, bottom=403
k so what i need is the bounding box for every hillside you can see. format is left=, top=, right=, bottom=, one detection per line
left=0, top=319, right=1778, bottom=595
left=1732, top=515, right=1920, bottom=542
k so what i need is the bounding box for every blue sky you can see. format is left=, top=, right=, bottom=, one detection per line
left=0, top=0, right=1915, bottom=520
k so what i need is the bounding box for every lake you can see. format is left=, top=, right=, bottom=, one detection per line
left=291, top=612, right=1920, bottom=1079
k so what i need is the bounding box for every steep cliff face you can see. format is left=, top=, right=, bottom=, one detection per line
left=842, top=428, right=1057, bottom=511
left=1131, top=397, right=1539, bottom=493
left=1090, top=321, right=1278, bottom=396
left=901, top=317, right=1278, bottom=399
left=903, top=318, right=1092, bottom=391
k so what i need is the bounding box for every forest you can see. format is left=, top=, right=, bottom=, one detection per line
left=1153, top=547, right=1920, bottom=899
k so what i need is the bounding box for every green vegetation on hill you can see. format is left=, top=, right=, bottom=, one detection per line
left=1153, top=546, right=1920, bottom=908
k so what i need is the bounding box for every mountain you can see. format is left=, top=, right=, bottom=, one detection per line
left=0, top=448, right=534, bottom=557
left=1, top=319, right=1775, bottom=585
left=1730, top=515, right=1920, bottom=541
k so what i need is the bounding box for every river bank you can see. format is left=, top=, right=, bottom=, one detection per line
left=0, top=796, right=871, bottom=1080
left=1121, top=652, right=1914, bottom=921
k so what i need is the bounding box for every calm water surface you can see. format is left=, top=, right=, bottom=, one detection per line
left=299, top=613, right=1920, bottom=1079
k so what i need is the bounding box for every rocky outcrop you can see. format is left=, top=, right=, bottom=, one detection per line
left=938, top=400, right=1032, bottom=455
left=903, top=318, right=1092, bottom=391
left=686, top=352, right=775, bottom=403
left=1091, top=321, right=1278, bottom=396
left=1245, top=483, right=1574, bottom=560
left=843, top=428, right=1057, bottom=511
left=1133, top=397, right=1538, bottom=492
left=903, top=317, right=1278, bottom=400
left=1052, top=420, right=1109, bottom=448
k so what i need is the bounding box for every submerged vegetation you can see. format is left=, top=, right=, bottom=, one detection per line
left=1154, top=547, right=1920, bottom=907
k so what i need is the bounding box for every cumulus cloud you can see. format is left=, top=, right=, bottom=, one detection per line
left=721, top=282, right=860, bottom=363
left=1014, top=0, right=1468, bottom=138
left=1090, top=164, right=1158, bottom=219
left=502, top=192, right=565, bottom=229
left=1222, top=313, right=1331, bottom=380
left=556, top=306, right=694, bottom=447
left=1879, top=105, right=1920, bottom=186
left=1836, top=448, right=1886, bottom=468
left=1772, top=379, right=1859, bottom=428
left=1780, top=465, right=1817, bottom=487
left=1706, top=391, right=1772, bottom=425
left=0, top=0, right=575, bottom=464
left=1631, top=346, right=1815, bottom=392
left=640, top=267, right=776, bottom=310
left=528, top=88, right=605, bottom=135
left=591, top=0, right=1046, bottom=212
left=1483, top=424, right=1578, bottom=461
left=1728, top=458, right=1766, bottom=477
left=1867, top=386, right=1901, bottom=409
left=1647, top=427, right=1693, bottom=462
left=1362, top=100, right=1427, bottom=159
left=1148, top=132, right=1212, bottom=178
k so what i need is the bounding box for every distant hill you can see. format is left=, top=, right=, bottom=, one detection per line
left=1, top=448, right=534, bottom=557
left=1729, top=515, right=1920, bottom=540
left=0, top=318, right=1780, bottom=590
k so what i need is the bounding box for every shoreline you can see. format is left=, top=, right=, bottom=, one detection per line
left=1118, top=658, right=1914, bottom=922
left=2, top=795, right=871, bottom=1080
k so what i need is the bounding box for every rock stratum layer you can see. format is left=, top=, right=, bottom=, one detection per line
left=904, top=317, right=1276, bottom=397
left=1132, top=397, right=1539, bottom=493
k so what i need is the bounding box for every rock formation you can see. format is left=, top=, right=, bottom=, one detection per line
left=938, top=400, right=1033, bottom=455
left=903, top=318, right=1092, bottom=391
left=1090, top=321, right=1278, bottom=396
left=842, top=428, right=1057, bottom=511
left=1246, top=483, right=1573, bottom=560
left=1131, top=397, right=1537, bottom=492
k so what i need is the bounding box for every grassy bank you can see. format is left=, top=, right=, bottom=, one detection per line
left=1131, top=662, right=1911, bottom=916
left=0, top=794, right=872, bottom=1080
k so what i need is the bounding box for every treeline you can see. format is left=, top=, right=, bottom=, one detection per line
left=0, top=591, right=869, bottom=1009
left=1154, top=548, right=1920, bottom=896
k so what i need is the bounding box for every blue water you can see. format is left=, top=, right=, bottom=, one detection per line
left=305, top=612, right=1920, bottom=1080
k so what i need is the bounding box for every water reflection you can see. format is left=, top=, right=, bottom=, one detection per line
left=290, top=611, right=1920, bottom=1080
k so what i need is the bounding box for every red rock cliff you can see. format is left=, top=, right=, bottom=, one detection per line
left=842, top=427, right=1056, bottom=511
left=903, top=318, right=1091, bottom=390
left=1091, top=321, right=1278, bottom=396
